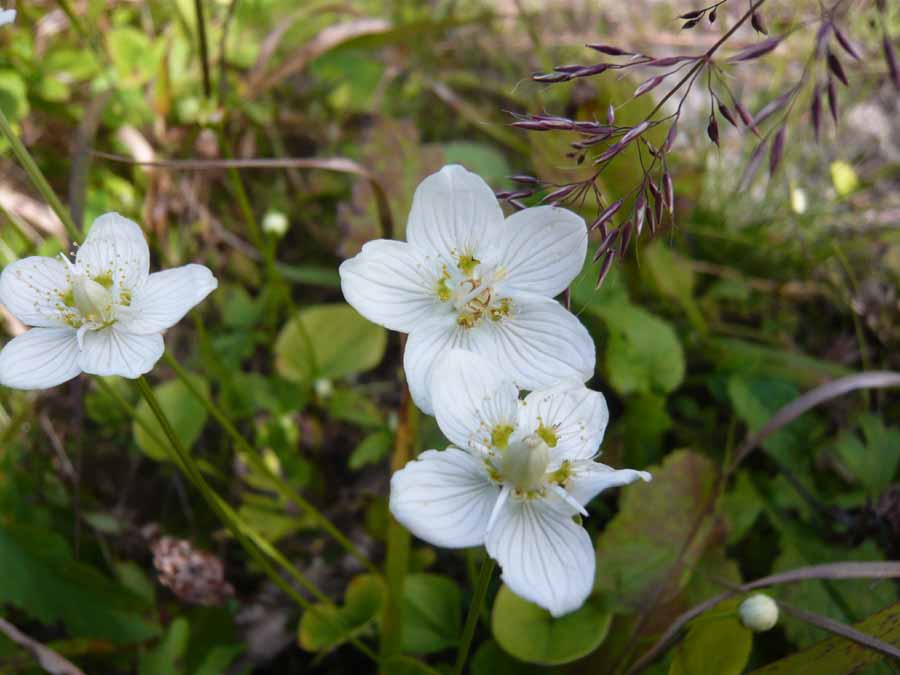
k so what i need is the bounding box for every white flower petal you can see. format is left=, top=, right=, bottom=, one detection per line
left=519, top=381, right=609, bottom=462
left=486, top=491, right=595, bottom=617
left=78, top=328, right=163, bottom=378
left=0, top=256, right=69, bottom=327
left=403, top=314, right=474, bottom=414
left=76, top=213, right=150, bottom=290
left=390, top=447, right=499, bottom=548
left=470, top=294, right=595, bottom=393
left=117, top=265, right=217, bottom=334
left=406, top=165, right=504, bottom=263
left=0, top=9, right=15, bottom=26
left=430, top=349, right=519, bottom=452
left=339, top=239, right=443, bottom=333
left=0, top=328, right=81, bottom=389
left=565, top=462, right=651, bottom=507
left=487, top=206, right=587, bottom=298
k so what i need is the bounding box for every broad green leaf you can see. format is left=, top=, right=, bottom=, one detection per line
left=139, top=618, right=189, bottom=675
left=749, top=603, right=900, bottom=674
left=275, top=304, right=387, bottom=383
left=442, top=141, right=510, bottom=184
left=642, top=241, right=706, bottom=331
left=769, top=515, right=897, bottom=647
left=669, top=611, right=752, bottom=675
left=708, top=338, right=850, bottom=387
left=833, top=414, right=900, bottom=492
left=0, top=70, right=29, bottom=121
left=620, top=393, right=672, bottom=469
left=0, top=523, right=158, bottom=643
left=350, top=431, right=393, bottom=470
left=472, top=640, right=544, bottom=675
left=328, top=387, right=385, bottom=428
left=727, top=375, right=817, bottom=471
left=298, top=574, right=386, bottom=652
left=491, top=585, right=612, bottom=665
left=310, top=49, right=384, bottom=113
left=133, top=375, right=209, bottom=462
left=402, top=574, right=462, bottom=654
left=193, top=645, right=244, bottom=675
left=595, top=450, right=719, bottom=611
left=106, top=27, right=163, bottom=87
left=600, top=305, right=685, bottom=396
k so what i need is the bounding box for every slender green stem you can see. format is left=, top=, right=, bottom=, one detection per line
left=193, top=0, right=213, bottom=98
left=133, top=376, right=382, bottom=661
left=0, top=108, right=80, bottom=241
left=161, top=351, right=377, bottom=573
left=380, top=384, right=418, bottom=670
left=453, top=557, right=496, bottom=675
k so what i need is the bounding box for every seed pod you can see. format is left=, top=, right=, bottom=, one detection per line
left=739, top=139, right=766, bottom=191
left=753, top=89, right=795, bottom=127
left=663, top=121, right=678, bottom=152
left=596, top=250, right=615, bottom=289
left=634, top=191, right=647, bottom=235
left=532, top=72, right=572, bottom=83
left=554, top=64, right=585, bottom=73
left=769, top=127, right=785, bottom=175
left=707, top=113, right=720, bottom=146
left=709, top=7, right=717, bottom=23
left=827, top=77, right=839, bottom=123
left=833, top=25, right=861, bottom=60
left=718, top=102, right=738, bottom=127
left=509, top=199, right=527, bottom=211
left=573, top=64, right=612, bottom=78
left=635, top=75, right=666, bottom=98
left=662, top=171, right=675, bottom=215
left=729, top=36, right=783, bottom=62
left=816, top=22, right=833, bottom=57
left=751, top=10, right=768, bottom=35
left=735, top=101, right=754, bottom=127
left=591, top=198, right=624, bottom=231
left=740, top=595, right=779, bottom=632
left=826, top=50, right=849, bottom=86
left=595, top=142, right=626, bottom=163
left=607, top=104, right=615, bottom=125
left=648, top=179, right=663, bottom=224
left=619, top=220, right=634, bottom=255
left=682, top=18, right=701, bottom=30
left=621, top=120, right=651, bottom=145
left=811, top=85, right=822, bottom=141
left=884, top=33, right=900, bottom=90
left=541, top=184, right=578, bottom=203
left=643, top=55, right=698, bottom=67
left=510, top=174, right=539, bottom=185
left=679, top=9, right=704, bottom=19
left=594, top=228, right=620, bottom=259
left=587, top=44, right=632, bottom=56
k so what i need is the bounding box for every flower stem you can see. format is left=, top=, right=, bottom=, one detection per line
left=380, top=381, right=418, bottom=671
left=453, top=556, right=496, bottom=675
left=0, top=107, right=80, bottom=242
left=160, top=351, right=378, bottom=573
left=131, top=376, right=382, bottom=661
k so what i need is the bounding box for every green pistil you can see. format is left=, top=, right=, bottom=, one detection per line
left=536, top=423, right=558, bottom=448
left=93, top=271, right=114, bottom=288
left=491, top=424, right=514, bottom=450
left=458, top=254, right=479, bottom=277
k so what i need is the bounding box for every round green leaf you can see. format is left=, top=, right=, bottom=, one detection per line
left=275, top=303, right=387, bottom=383
left=298, top=574, right=385, bottom=652
left=491, top=585, right=612, bottom=665
left=402, top=573, right=462, bottom=654
left=132, top=375, right=209, bottom=462
left=669, top=613, right=752, bottom=675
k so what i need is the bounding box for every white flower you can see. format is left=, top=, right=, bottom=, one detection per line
left=0, top=8, right=14, bottom=26
left=389, top=349, right=650, bottom=617
left=340, top=164, right=594, bottom=414
left=0, top=213, right=217, bottom=389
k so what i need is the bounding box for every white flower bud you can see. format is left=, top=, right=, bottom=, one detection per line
left=739, top=594, right=779, bottom=632
left=262, top=211, right=289, bottom=237
left=314, top=378, right=333, bottom=400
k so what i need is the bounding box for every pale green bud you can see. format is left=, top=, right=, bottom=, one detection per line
left=739, top=594, right=779, bottom=632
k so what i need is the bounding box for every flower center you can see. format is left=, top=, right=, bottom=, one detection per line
left=501, top=434, right=550, bottom=492
left=72, top=275, right=115, bottom=323
left=435, top=257, right=512, bottom=329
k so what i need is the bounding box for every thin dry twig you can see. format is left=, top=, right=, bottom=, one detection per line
left=91, top=151, right=395, bottom=239
left=628, top=562, right=900, bottom=673
left=0, top=617, right=87, bottom=675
